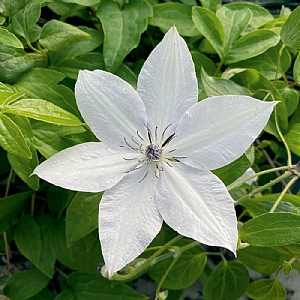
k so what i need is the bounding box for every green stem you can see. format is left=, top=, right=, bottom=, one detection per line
left=234, top=171, right=293, bottom=206
left=269, top=175, right=298, bottom=213
left=111, top=235, right=183, bottom=281
left=227, top=166, right=289, bottom=191
left=272, top=43, right=285, bottom=89
left=214, top=61, right=223, bottom=76
left=30, top=194, right=35, bottom=217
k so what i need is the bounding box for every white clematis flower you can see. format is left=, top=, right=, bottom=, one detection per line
left=33, top=27, right=277, bottom=278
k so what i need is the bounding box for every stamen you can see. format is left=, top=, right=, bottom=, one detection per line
left=131, top=136, right=142, bottom=149
left=155, top=126, right=158, bottom=141
left=161, top=123, right=172, bottom=142
left=136, top=130, right=144, bottom=141
left=125, top=166, right=142, bottom=174
left=162, top=133, right=176, bottom=147
left=144, top=124, right=153, bottom=143
left=138, top=171, right=148, bottom=183
left=124, top=137, right=140, bottom=151
left=123, top=157, right=137, bottom=161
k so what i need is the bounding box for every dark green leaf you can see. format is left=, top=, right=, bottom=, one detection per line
left=28, top=288, right=54, bottom=300
left=192, top=7, right=224, bottom=59
left=0, top=27, right=23, bottom=48
left=40, top=20, right=90, bottom=51
left=191, top=51, right=216, bottom=78
left=96, top=0, right=152, bottom=72
left=224, top=30, right=280, bottom=65
left=0, top=191, right=32, bottom=233
left=149, top=240, right=206, bottom=290
left=66, top=192, right=102, bottom=247
left=148, top=3, right=201, bottom=37
left=0, top=113, right=31, bottom=158
left=15, top=215, right=42, bottom=267
left=238, top=245, right=280, bottom=274
left=239, top=212, right=300, bottom=246
left=201, top=68, right=251, bottom=96
left=4, top=269, right=50, bottom=300
left=275, top=81, right=298, bottom=117
left=247, top=279, right=286, bottom=300
left=280, top=6, right=300, bottom=49
left=293, top=52, right=300, bottom=84
left=55, top=272, right=148, bottom=300
left=47, top=186, right=74, bottom=216
left=203, top=261, right=249, bottom=300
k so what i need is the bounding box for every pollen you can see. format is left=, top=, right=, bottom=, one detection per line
left=145, top=144, right=162, bottom=161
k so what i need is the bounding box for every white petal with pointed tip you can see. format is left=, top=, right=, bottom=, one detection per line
left=75, top=70, right=147, bottom=147
left=156, top=163, right=237, bottom=254
left=33, top=142, right=138, bottom=192
left=137, top=26, right=198, bottom=136
left=170, top=96, right=277, bottom=170
left=100, top=167, right=162, bottom=277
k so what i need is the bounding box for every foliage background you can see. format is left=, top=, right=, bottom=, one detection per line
left=0, top=0, right=300, bottom=299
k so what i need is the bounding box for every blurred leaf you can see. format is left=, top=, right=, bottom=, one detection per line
left=294, top=52, right=300, bottom=84
left=50, top=218, right=103, bottom=273
left=229, top=44, right=291, bottom=80
left=0, top=113, right=31, bottom=158
left=238, top=245, right=280, bottom=274
left=60, top=0, right=101, bottom=5
left=96, top=0, right=152, bottom=72
left=200, top=0, right=220, bottom=13
left=203, top=261, right=249, bottom=300
left=66, top=192, right=102, bottom=247
left=280, top=6, right=300, bottom=49
left=0, top=43, right=34, bottom=83
left=149, top=240, right=206, bottom=290
left=4, top=270, right=50, bottom=300
left=15, top=215, right=43, bottom=268
left=0, top=191, right=32, bottom=233
left=4, top=99, right=82, bottom=126
left=13, top=68, right=79, bottom=117
left=224, top=30, right=280, bottom=65
left=239, top=212, right=300, bottom=246
left=149, top=3, right=200, bottom=37
left=247, top=279, right=286, bottom=300
left=201, top=68, right=250, bottom=96
left=55, top=272, right=148, bottom=300
left=216, top=6, right=251, bottom=51
left=223, top=2, right=273, bottom=28
left=40, top=20, right=90, bottom=51
left=11, top=0, right=41, bottom=41
left=0, top=27, right=23, bottom=48
left=192, top=7, right=224, bottom=60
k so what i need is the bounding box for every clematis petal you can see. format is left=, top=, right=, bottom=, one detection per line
left=75, top=70, right=147, bottom=146
left=32, top=142, right=138, bottom=192
left=156, top=162, right=238, bottom=254
left=170, top=96, right=277, bottom=170
left=99, top=167, right=163, bottom=277
left=137, top=26, right=198, bottom=137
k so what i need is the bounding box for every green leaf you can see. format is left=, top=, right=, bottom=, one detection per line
left=238, top=245, right=280, bottom=274
left=15, top=215, right=43, bottom=267
left=200, top=0, right=220, bottom=13
left=275, top=81, right=298, bottom=117
left=0, top=82, right=23, bottom=105
left=224, top=30, right=280, bottom=64
left=293, top=52, right=300, bottom=84
left=192, top=7, right=224, bottom=60
left=0, top=27, right=23, bottom=48
left=55, top=272, right=148, bottom=300
left=0, top=113, right=31, bottom=158
left=50, top=218, right=103, bottom=273
left=216, top=6, right=251, bottom=51
left=4, top=99, right=82, bottom=126
left=213, top=147, right=253, bottom=186
left=201, top=68, right=251, bottom=96
left=148, top=3, right=200, bottom=37
left=0, top=191, right=32, bottom=233
left=149, top=241, right=206, bottom=290
left=96, top=0, right=152, bottom=72
left=47, top=186, right=74, bottom=216
left=7, top=115, right=39, bottom=190
left=224, top=2, right=273, bottom=29
left=29, top=288, right=54, bottom=300
left=203, top=261, right=249, bottom=300
left=247, top=279, right=286, bottom=300
left=229, top=43, right=291, bottom=80
left=0, top=43, right=34, bottom=83
left=66, top=192, right=102, bottom=247
left=191, top=51, right=216, bottom=79
left=239, top=212, right=300, bottom=247
left=59, top=0, right=101, bottom=5
left=280, top=6, right=300, bottom=49
left=11, top=0, right=41, bottom=41
left=40, top=20, right=90, bottom=51
left=13, top=68, right=79, bottom=117
left=4, top=269, right=50, bottom=300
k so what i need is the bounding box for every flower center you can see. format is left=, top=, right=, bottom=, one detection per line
left=145, top=144, right=162, bottom=161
